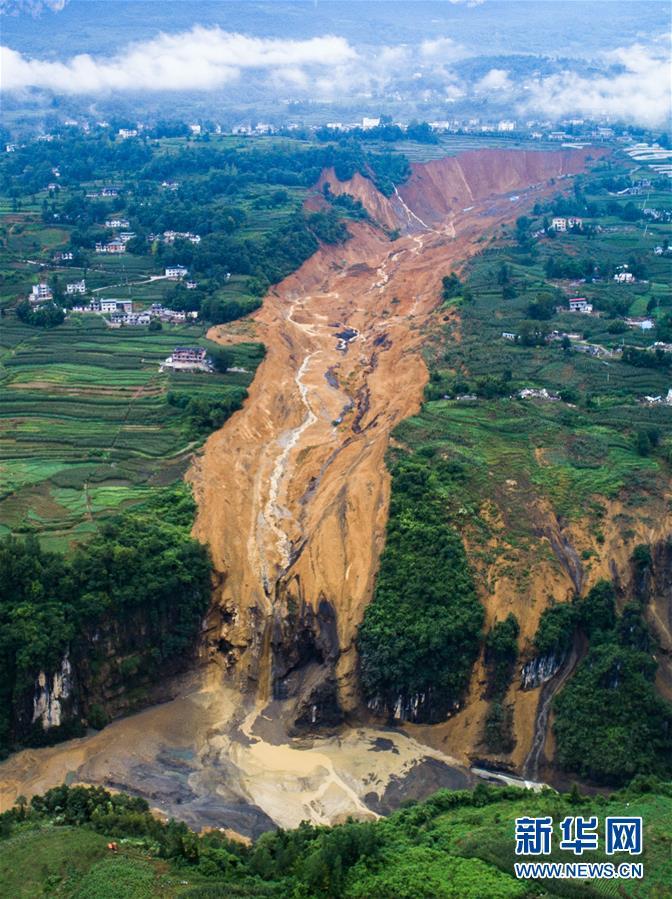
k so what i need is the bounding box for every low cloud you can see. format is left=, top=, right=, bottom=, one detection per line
left=519, top=40, right=671, bottom=128
left=1, top=24, right=669, bottom=129
left=476, top=68, right=513, bottom=92
left=1, top=26, right=357, bottom=93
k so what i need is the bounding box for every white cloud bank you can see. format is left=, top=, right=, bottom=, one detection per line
left=519, top=40, right=671, bottom=128
left=1, top=25, right=669, bottom=128
left=0, top=27, right=357, bottom=93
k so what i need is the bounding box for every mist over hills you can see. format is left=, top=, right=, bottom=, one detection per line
left=1, top=1, right=670, bottom=130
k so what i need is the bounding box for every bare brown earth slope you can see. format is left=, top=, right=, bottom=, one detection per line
left=0, top=149, right=606, bottom=833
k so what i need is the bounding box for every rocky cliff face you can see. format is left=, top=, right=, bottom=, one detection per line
left=14, top=602, right=205, bottom=745
left=31, top=654, right=77, bottom=732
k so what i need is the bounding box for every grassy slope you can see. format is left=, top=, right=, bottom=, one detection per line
left=2, top=785, right=670, bottom=898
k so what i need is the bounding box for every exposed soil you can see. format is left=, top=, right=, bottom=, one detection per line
left=0, top=148, right=609, bottom=832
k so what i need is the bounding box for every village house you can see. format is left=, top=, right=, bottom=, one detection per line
left=161, top=181, right=180, bottom=191
left=165, top=265, right=188, bottom=280
left=161, top=346, right=212, bottom=372
left=101, top=187, right=119, bottom=198
left=105, top=218, right=130, bottom=229
left=66, top=279, right=86, bottom=295
left=162, top=230, right=201, bottom=245
left=100, top=299, right=133, bottom=314
left=625, top=317, right=654, bottom=331
left=30, top=282, right=53, bottom=304
left=501, top=331, right=517, bottom=341
left=518, top=388, right=560, bottom=401
left=119, top=232, right=136, bottom=244
left=551, top=217, right=583, bottom=232
left=95, top=240, right=126, bottom=254
left=643, top=388, right=672, bottom=406
left=110, top=311, right=151, bottom=326
left=53, top=251, right=74, bottom=263
left=568, top=297, right=593, bottom=314
left=614, top=272, right=635, bottom=283
left=117, top=129, right=138, bottom=139
left=185, top=280, right=198, bottom=290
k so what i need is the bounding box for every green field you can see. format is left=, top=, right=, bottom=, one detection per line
left=0, top=314, right=263, bottom=550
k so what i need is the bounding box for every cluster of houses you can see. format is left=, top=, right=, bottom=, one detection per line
left=148, top=303, right=198, bottom=324
left=146, top=230, right=201, bottom=246
left=160, top=346, right=212, bottom=372
left=72, top=298, right=133, bottom=315
left=70, top=297, right=197, bottom=327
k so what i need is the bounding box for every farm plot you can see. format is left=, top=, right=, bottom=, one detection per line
left=0, top=315, right=263, bottom=550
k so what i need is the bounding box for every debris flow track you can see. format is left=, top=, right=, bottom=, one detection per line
left=0, top=149, right=599, bottom=833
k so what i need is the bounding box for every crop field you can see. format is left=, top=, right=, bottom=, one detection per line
left=0, top=315, right=263, bottom=550
left=398, top=171, right=671, bottom=553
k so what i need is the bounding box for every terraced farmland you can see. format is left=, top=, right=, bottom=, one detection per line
left=0, top=314, right=263, bottom=550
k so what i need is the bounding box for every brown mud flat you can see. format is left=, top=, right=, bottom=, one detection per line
left=0, top=148, right=608, bottom=834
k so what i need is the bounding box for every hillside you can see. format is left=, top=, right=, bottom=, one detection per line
left=0, top=138, right=670, bottom=836
left=1, top=780, right=670, bottom=898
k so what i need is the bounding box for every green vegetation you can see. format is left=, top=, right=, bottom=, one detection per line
left=0, top=486, right=211, bottom=756
left=1, top=780, right=671, bottom=897
left=0, top=315, right=264, bottom=548
left=0, top=132, right=411, bottom=320
left=545, top=581, right=672, bottom=785
left=372, top=156, right=672, bottom=774
left=357, top=458, right=484, bottom=721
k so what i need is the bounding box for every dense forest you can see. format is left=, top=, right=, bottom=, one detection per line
left=0, top=487, right=211, bottom=756
left=357, top=458, right=484, bottom=722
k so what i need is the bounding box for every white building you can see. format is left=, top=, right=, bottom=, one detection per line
left=614, top=272, right=635, bottom=283
left=95, top=240, right=126, bottom=254
left=105, top=218, right=130, bottom=229
left=163, top=230, right=201, bottom=245
left=626, top=317, right=654, bottom=330
left=66, top=280, right=86, bottom=295
left=497, top=120, right=516, bottom=132
left=118, top=129, right=138, bottom=139
left=98, top=299, right=133, bottom=314
left=165, top=265, right=188, bottom=280
left=552, top=217, right=583, bottom=232
left=362, top=117, right=381, bottom=130
left=30, top=283, right=53, bottom=304
left=568, top=297, right=593, bottom=314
